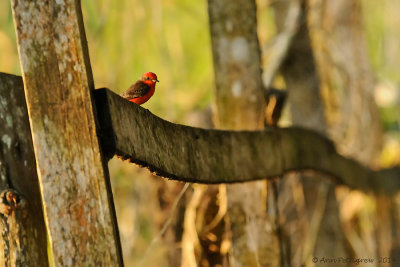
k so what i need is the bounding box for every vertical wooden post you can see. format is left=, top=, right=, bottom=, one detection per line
left=11, top=0, right=122, bottom=265
left=0, top=73, right=48, bottom=266
left=208, top=0, right=280, bottom=266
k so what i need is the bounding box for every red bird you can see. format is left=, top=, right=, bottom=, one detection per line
left=120, top=72, right=159, bottom=105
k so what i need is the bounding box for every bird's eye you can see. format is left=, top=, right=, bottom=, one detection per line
left=146, top=77, right=150, bottom=80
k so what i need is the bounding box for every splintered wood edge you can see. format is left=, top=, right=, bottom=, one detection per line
left=94, top=88, right=400, bottom=195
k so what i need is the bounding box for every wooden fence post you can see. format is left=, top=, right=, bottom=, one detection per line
left=10, top=0, right=122, bottom=265
left=207, top=0, right=280, bottom=266
left=0, top=73, right=48, bottom=266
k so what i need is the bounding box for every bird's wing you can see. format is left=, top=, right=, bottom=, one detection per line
left=120, top=81, right=151, bottom=99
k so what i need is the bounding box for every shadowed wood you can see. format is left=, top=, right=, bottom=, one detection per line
left=95, top=88, right=400, bottom=195
left=11, top=0, right=122, bottom=265
left=0, top=73, right=48, bottom=266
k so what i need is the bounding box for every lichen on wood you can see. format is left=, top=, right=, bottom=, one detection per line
left=0, top=72, right=48, bottom=266
left=11, top=0, right=122, bottom=265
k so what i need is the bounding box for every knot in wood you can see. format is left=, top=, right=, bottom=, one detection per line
left=0, top=189, right=24, bottom=216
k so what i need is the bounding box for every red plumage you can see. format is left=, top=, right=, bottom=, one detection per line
left=120, top=72, right=159, bottom=105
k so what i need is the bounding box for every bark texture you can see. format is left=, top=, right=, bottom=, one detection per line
left=0, top=73, right=48, bottom=266
left=11, top=0, right=122, bottom=265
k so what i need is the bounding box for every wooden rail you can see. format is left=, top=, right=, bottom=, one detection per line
left=95, top=88, right=400, bottom=195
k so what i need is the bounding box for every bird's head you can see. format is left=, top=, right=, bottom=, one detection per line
left=141, top=72, right=159, bottom=84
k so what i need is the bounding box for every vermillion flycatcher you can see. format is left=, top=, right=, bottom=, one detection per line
left=121, top=72, right=159, bottom=105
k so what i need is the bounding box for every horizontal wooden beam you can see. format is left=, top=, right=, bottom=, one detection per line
left=94, top=88, right=400, bottom=195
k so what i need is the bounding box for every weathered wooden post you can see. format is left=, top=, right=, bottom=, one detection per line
left=207, top=0, right=280, bottom=266
left=0, top=73, right=48, bottom=266
left=10, top=0, right=122, bottom=265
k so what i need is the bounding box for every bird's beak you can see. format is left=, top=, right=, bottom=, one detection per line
left=153, top=79, right=159, bottom=82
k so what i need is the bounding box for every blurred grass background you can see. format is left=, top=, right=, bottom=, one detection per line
left=1, top=0, right=399, bottom=265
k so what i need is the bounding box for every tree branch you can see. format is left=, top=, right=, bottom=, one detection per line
left=94, top=88, right=400, bottom=195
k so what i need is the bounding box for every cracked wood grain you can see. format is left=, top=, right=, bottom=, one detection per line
left=10, top=1, right=122, bottom=266
left=95, top=88, right=400, bottom=195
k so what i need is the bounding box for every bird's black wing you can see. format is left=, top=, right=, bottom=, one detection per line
left=120, top=81, right=151, bottom=99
